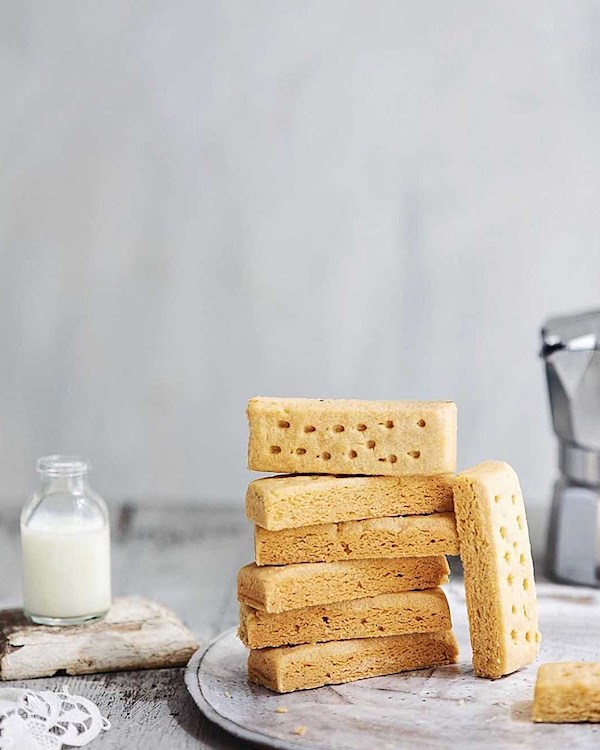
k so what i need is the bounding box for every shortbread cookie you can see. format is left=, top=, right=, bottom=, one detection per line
left=247, top=630, right=459, bottom=693
left=238, top=557, right=450, bottom=613
left=247, top=473, right=454, bottom=530
left=533, top=662, right=600, bottom=722
left=247, top=397, right=457, bottom=476
left=453, top=461, right=540, bottom=679
left=254, top=513, right=459, bottom=566
left=239, top=589, right=451, bottom=649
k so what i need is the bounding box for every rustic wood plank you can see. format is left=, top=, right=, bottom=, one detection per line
left=0, top=502, right=257, bottom=749
left=0, top=597, right=198, bottom=680
left=4, top=668, right=267, bottom=750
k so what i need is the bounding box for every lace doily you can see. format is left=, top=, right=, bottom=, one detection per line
left=0, top=686, right=110, bottom=749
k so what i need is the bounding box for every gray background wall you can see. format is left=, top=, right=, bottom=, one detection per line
left=1, top=1, right=599, bottom=504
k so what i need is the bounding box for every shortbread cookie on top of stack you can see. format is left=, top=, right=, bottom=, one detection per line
left=238, top=397, right=460, bottom=692
left=246, top=397, right=457, bottom=476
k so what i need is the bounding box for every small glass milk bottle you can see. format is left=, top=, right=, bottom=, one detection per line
left=20, top=455, right=111, bottom=625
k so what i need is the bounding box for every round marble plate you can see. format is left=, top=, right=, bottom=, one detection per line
left=184, top=584, right=600, bottom=749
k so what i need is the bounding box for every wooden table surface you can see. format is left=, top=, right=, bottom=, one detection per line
left=0, top=501, right=550, bottom=749
left=0, top=502, right=261, bottom=750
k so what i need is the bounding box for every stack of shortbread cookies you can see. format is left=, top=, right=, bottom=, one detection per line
left=237, top=397, right=464, bottom=693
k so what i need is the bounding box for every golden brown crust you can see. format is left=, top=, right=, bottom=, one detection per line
left=247, top=397, right=457, bottom=476
left=247, top=630, right=459, bottom=692
left=453, top=461, right=540, bottom=679
left=254, top=513, right=459, bottom=566
left=533, top=662, right=600, bottom=722
left=246, top=473, right=454, bottom=530
left=237, top=557, right=450, bottom=613
left=239, top=588, right=451, bottom=648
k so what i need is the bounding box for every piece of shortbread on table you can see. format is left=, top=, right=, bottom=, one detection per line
left=247, top=473, right=454, bottom=530
left=239, top=588, right=451, bottom=649
left=254, top=513, right=459, bottom=566
left=247, top=630, right=459, bottom=693
left=247, top=397, right=457, bottom=476
left=533, top=662, right=600, bottom=723
left=453, top=461, right=540, bottom=679
left=237, top=557, right=450, bottom=613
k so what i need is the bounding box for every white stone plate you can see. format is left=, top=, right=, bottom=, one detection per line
left=185, top=583, right=600, bottom=749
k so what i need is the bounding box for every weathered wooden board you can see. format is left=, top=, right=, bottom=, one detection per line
left=187, top=582, right=600, bottom=750
left=0, top=502, right=258, bottom=749
left=0, top=597, right=198, bottom=680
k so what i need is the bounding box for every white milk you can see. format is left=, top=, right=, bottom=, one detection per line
left=21, top=519, right=111, bottom=620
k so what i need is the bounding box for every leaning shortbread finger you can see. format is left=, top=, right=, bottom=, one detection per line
left=533, top=662, right=600, bottom=723
left=237, top=557, right=450, bottom=613
left=453, top=461, right=540, bottom=679
left=254, top=513, right=459, bottom=566
left=239, top=589, right=451, bottom=648
left=247, top=631, right=459, bottom=693
left=247, top=397, right=457, bottom=476
left=247, top=473, right=454, bottom=530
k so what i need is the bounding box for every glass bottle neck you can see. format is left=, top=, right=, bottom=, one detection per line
left=39, top=474, right=89, bottom=496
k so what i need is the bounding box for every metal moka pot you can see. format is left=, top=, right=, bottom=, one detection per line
left=541, top=309, right=600, bottom=586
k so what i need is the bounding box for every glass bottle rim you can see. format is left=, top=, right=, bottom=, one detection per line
left=36, top=455, right=90, bottom=477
